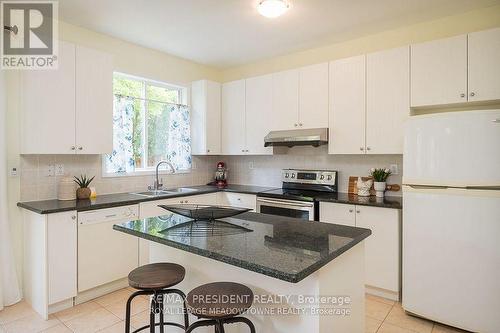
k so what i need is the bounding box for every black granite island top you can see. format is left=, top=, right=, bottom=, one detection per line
left=113, top=212, right=371, bottom=283
left=17, top=184, right=279, bottom=214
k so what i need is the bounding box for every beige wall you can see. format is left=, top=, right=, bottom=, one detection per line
left=221, top=4, right=500, bottom=82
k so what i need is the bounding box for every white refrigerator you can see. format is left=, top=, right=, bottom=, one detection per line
left=403, top=110, right=500, bottom=333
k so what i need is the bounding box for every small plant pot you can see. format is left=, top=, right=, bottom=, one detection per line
left=374, top=181, right=386, bottom=198
left=76, top=187, right=91, bottom=200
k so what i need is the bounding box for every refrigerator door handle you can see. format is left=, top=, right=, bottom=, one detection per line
left=406, top=184, right=449, bottom=190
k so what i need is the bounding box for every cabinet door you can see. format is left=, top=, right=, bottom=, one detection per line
left=299, top=63, right=329, bottom=129
left=20, top=41, right=76, bottom=154
left=221, top=80, right=246, bottom=155
left=329, top=55, right=366, bottom=154
left=468, top=28, right=500, bottom=102
left=355, top=206, right=400, bottom=293
left=319, top=202, right=356, bottom=227
left=47, top=211, right=77, bottom=304
left=191, top=80, right=221, bottom=155
left=75, top=45, right=113, bottom=154
left=366, top=46, right=409, bottom=154
left=245, top=74, right=273, bottom=155
left=272, top=69, right=299, bottom=130
left=411, top=35, right=467, bottom=107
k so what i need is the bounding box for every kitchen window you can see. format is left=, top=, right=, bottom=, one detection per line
left=103, top=73, right=191, bottom=176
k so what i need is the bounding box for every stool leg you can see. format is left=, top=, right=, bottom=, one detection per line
left=185, top=319, right=217, bottom=333
left=149, top=294, right=156, bottom=333
left=161, top=288, right=190, bottom=329
left=157, top=293, right=165, bottom=333
left=216, top=320, right=225, bottom=333
left=224, top=317, right=256, bottom=333
left=125, top=290, right=153, bottom=333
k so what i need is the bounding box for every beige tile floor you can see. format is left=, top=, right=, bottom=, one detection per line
left=0, top=288, right=470, bottom=333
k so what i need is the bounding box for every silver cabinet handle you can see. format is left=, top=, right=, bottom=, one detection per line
left=356, top=210, right=360, bottom=214
left=299, top=123, right=303, bottom=126
left=460, top=93, right=465, bottom=98
left=470, top=92, right=475, bottom=97
left=349, top=209, right=353, bottom=213
left=71, top=146, right=76, bottom=150
left=294, top=123, right=298, bottom=127
left=71, top=215, right=76, bottom=220
left=359, top=147, right=364, bottom=151
left=207, top=149, right=210, bottom=153
left=366, top=147, right=371, bottom=151
left=78, top=147, right=83, bottom=151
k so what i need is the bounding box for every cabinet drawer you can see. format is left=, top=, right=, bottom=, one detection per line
left=319, top=202, right=356, bottom=226
left=139, top=193, right=218, bottom=218
left=218, top=192, right=256, bottom=211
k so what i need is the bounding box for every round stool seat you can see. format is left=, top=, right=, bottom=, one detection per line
left=128, top=263, right=185, bottom=290
left=186, top=282, right=253, bottom=319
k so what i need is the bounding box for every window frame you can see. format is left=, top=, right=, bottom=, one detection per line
left=102, top=72, right=191, bottom=178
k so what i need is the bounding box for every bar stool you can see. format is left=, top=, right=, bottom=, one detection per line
left=185, top=282, right=256, bottom=333
left=125, top=263, right=189, bottom=333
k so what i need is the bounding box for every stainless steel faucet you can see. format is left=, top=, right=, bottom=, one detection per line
left=150, top=160, right=175, bottom=191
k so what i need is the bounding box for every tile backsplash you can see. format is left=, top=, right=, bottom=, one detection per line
left=19, top=154, right=218, bottom=201
left=19, top=147, right=403, bottom=201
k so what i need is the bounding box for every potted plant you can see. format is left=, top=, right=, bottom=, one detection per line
left=370, top=168, right=391, bottom=198
left=74, top=175, right=95, bottom=200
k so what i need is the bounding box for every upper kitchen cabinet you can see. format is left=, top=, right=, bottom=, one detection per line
left=21, top=41, right=76, bottom=154
left=271, top=69, right=299, bottom=131
left=468, top=27, right=500, bottom=103
left=245, top=74, right=273, bottom=155
left=329, top=55, right=366, bottom=154
left=20, top=41, right=113, bottom=154
left=366, top=46, right=409, bottom=154
left=191, top=80, right=221, bottom=155
left=411, top=28, right=500, bottom=108
left=298, top=62, right=329, bottom=129
left=411, top=35, right=467, bottom=107
left=75, top=46, right=113, bottom=154
left=221, top=79, right=246, bottom=155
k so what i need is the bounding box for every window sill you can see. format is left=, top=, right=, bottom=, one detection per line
left=102, top=168, right=192, bottom=178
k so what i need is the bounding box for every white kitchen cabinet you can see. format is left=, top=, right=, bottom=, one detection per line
left=320, top=202, right=401, bottom=300
left=191, top=80, right=221, bottom=155
left=217, top=192, right=257, bottom=211
left=245, top=74, right=273, bottom=155
left=75, top=45, right=113, bottom=154
left=366, top=46, right=409, bottom=154
left=23, top=210, right=77, bottom=318
left=21, top=41, right=113, bottom=154
left=299, top=62, right=329, bottom=129
left=221, top=80, right=246, bottom=155
left=20, top=41, right=76, bottom=154
left=468, top=27, right=500, bottom=103
left=355, top=206, right=400, bottom=299
left=329, top=55, right=366, bottom=154
left=410, top=35, right=468, bottom=107
left=139, top=193, right=218, bottom=218
left=319, top=202, right=356, bottom=227
left=272, top=69, right=299, bottom=131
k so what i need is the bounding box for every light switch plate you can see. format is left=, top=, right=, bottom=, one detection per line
left=55, top=164, right=64, bottom=176
left=389, top=164, right=399, bottom=175
left=46, top=164, right=55, bottom=177
left=10, top=167, right=18, bottom=177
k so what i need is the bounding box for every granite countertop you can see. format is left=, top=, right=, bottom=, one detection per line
left=315, top=192, right=402, bottom=209
left=17, top=184, right=279, bottom=214
left=113, top=212, right=371, bottom=283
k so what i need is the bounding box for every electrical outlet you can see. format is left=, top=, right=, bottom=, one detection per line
left=389, top=164, right=399, bottom=175
left=46, top=164, right=55, bottom=177
left=10, top=167, right=18, bottom=177
left=55, top=164, right=65, bottom=176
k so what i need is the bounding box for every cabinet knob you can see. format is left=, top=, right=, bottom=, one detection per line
left=78, top=146, right=83, bottom=151
left=356, top=210, right=361, bottom=214
left=460, top=93, right=466, bottom=98
left=470, top=92, right=475, bottom=97
left=359, top=147, right=364, bottom=151
left=366, top=147, right=371, bottom=151
left=71, top=146, right=76, bottom=150
left=241, top=149, right=244, bottom=152
left=71, top=215, right=76, bottom=220
left=299, top=123, right=303, bottom=127
left=207, top=149, right=210, bottom=153
left=294, top=124, right=298, bottom=127
left=349, top=209, right=353, bottom=213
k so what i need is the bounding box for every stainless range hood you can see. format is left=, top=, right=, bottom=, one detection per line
left=264, top=128, right=328, bottom=147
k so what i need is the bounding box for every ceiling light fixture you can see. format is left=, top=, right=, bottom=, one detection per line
left=258, top=0, right=290, bottom=18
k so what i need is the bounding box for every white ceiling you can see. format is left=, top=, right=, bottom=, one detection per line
left=59, top=0, right=500, bottom=68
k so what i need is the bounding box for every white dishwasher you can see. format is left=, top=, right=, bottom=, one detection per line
left=78, top=205, right=139, bottom=292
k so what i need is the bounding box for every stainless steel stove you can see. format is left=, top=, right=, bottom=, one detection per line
left=257, top=169, right=338, bottom=221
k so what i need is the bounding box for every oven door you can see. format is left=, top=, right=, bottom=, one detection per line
left=256, top=197, right=315, bottom=221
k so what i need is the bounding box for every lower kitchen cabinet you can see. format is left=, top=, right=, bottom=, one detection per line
left=320, top=202, right=401, bottom=300
left=139, top=193, right=218, bottom=219
left=217, top=192, right=256, bottom=211
left=23, top=210, right=78, bottom=319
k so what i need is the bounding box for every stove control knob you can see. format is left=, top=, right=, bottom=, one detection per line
left=291, top=173, right=295, bottom=179
left=285, top=173, right=289, bottom=178
left=320, top=175, right=325, bottom=180
left=327, top=175, right=332, bottom=181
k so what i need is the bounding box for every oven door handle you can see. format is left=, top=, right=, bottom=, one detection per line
left=256, top=197, right=314, bottom=208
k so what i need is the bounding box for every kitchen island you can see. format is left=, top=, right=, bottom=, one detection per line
left=114, top=211, right=371, bottom=333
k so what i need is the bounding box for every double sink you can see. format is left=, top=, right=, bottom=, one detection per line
left=132, top=187, right=199, bottom=197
